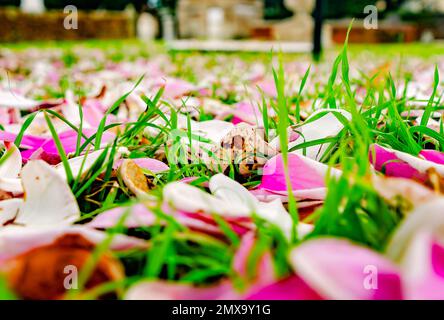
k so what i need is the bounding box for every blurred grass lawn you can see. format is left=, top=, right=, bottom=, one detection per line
left=2, top=40, right=443, bottom=58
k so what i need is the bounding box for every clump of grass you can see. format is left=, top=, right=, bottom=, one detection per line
left=272, top=51, right=299, bottom=242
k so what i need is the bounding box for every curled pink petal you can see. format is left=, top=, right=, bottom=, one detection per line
left=232, top=101, right=275, bottom=126
left=258, top=153, right=325, bottom=192
left=420, top=149, right=444, bottom=165
left=233, top=232, right=276, bottom=286
left=126, top=281, right=236, bottom=300
left=406, top=236, right=444, bottom=300
left=114, top=158, right=169, bottom=173
left=246, top=276, right=322, bottom=300
left=255, top=80, right=277, bottom=97
left=289, top=238, right=403, bottom=300
left=155, top=78, right=195, bottom=99
left=88, top=204, right=157, bottom=229
left=369, top=144, right=426, bottom=180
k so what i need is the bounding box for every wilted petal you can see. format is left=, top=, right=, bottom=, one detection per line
left=118, top=159, right=150, bottom=197
left=0, top=226, right=146, bottom=263
left=289, top=238, right=403, bottom=300
left=372, top=174, right=440, bottom=208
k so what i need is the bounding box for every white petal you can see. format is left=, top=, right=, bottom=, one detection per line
left=209, top=173, right=258, bottom=210
left=0, top=199, right=23, bottom=225
left=0, top=178, right=23, bottom=194
left=192, top=120, right=235, bottom=145
left=0, top=144, right=22, bottom=179
left=55, top=148, right=125, bottom=181
left=386, top=198, right=444, bottom=263
left=271, top=109, right=351, bottom=160
left=163, top=181, right=250, bottom=217
left=60, top=90, right=81, bottom=126
left=210, top=174, right=310, bottom=240
left=256, top=199, right=313, bottom=240
left=16, top=160, right=80, bottom=226
left=0, top=90, right=40, bottom=110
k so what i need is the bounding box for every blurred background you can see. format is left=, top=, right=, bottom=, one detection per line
left=0, top=0, right=443, bottom=44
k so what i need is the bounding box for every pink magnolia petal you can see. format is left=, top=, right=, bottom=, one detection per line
left=114, top=158, right=169, bottom=173
left=371, top=144, right=444, bottom=178
left=232, top=232, right=276, bottom=286
left=28, top=147, right=61, bottom=165
left=255, top=80, right=277, bottom=97
left=125, top=281, right=236, bottom=300
left=258, top=153, right=325, bottom=192
left=178, top=177, right=209, bottom=188
left=156, top=79, right=195, bottom=99
left=420, top=149, right=444, bottom=165
left=48, top=129, right=115, bottom=154
left=369, top=144, right=425, bottom=180
left=232, top=102, right=261, bottom=125
left=245, top=276, right=323, bottom=300
left=232, top=101, right=276, bottom=126
left=403, top=234, right=444, bottom=300
left=83, top=101, right=117, bottom=127
left=250, top=189, right=326, bottom=205
left=88, top=204, right=157, bottom=229
left=289, top=238, right=403, bottom=300
left=0, top=131, right=46, bottom=152
left=90, top=202, right=251, bottom=238
left=387, top=201, right=444, bottom=300
left=182, top=212, right=253, bottom=237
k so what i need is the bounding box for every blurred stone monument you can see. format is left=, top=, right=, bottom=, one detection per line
left=137, top=12, right=158, bottom=40
left=273, top=0, right=315, bottom=41
left=177, top=0, right=263, bottom=39
left=21, top=0, right=45, bottom=13
left=177, top=0, right=321, bottom=43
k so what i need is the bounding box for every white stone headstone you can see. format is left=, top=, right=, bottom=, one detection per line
left=21, top=0, right=45, bottom=14
left=207, top=7, right=226, bottom=40
left=137, top=13, right=158, bottom=40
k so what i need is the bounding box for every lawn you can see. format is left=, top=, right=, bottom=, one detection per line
left=0, top=39, right=443, bottom=300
